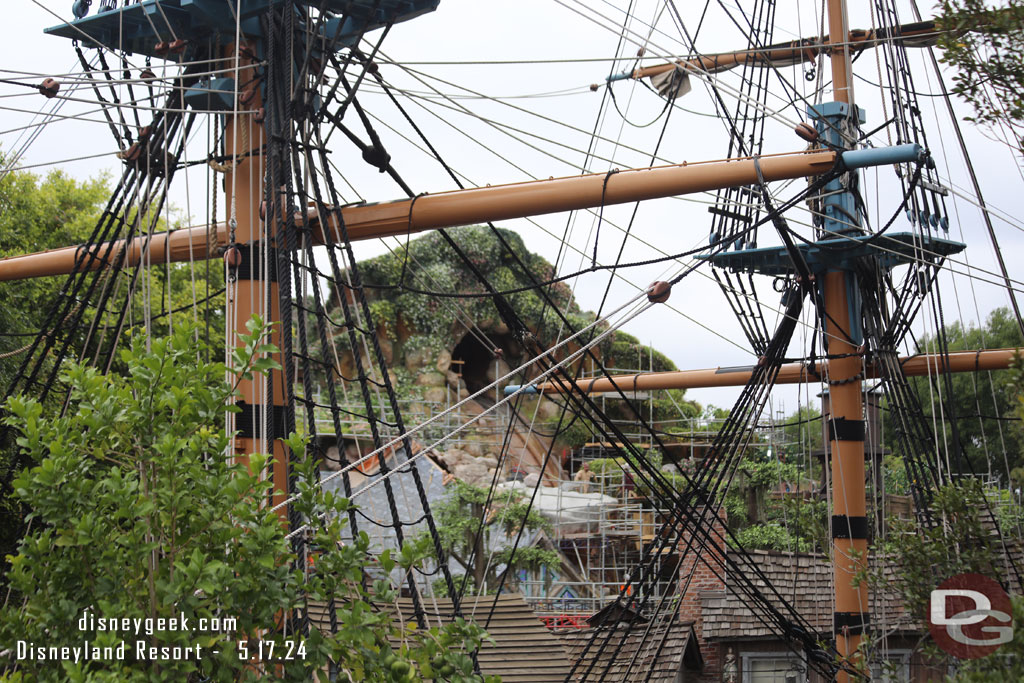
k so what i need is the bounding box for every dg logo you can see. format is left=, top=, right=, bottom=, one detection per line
left=928, top=573, right=1014, bottom=659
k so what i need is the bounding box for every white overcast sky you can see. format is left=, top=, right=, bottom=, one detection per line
left=1, top=1, right=1022, bottom=417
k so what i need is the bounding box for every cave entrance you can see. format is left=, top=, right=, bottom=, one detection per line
left=452, top=332, right=495, bottom=397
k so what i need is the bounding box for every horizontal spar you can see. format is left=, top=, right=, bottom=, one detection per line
left=505, top=348, right=1022, bottom=394
left=612, top=20, right=941, bottom=83
left=333, top=149, right=841, bottom=239
left=0, top=225, right=222, bottom=282
left=0, top=145, right=923, bottom=282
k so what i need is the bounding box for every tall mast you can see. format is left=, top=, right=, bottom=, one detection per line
left=824, top=1, right=868, bottom=679
left=221, top=46, right=289, bottom=515
left=37, top=0, right=442, bottom=527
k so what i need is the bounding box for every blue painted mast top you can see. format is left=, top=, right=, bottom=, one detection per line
left=47, top=0, right=439, bottom=59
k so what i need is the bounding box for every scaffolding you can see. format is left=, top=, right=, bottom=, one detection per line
left=511, top=358, right=821, bottom=624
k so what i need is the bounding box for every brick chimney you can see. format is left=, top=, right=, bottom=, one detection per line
left=677, top=505, right=727, bottom=681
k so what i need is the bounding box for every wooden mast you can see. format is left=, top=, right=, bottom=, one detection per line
left=824, top=2, right=868, bottom=680
left=16, top=5, right=1015, bottom=675
left=221, top=46, right=288, bottom=515
left=614, top=18, right=943, bottom=82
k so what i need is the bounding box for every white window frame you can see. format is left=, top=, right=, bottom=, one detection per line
left=740, top=651, right=807, bottom=683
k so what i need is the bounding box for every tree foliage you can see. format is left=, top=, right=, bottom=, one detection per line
left=0, top=167, right=108, bottom=389
left=423, top=481, right=560, bottom=595
left=0, top=320, right=495, bottom=682
left=0, top=166, right=110, bottom=585
left=938, top=0, right=1024, bottom=150
left=777, top=404, right=823, bottom=458
left=871, top=479, right=1024, bottom=680
left=0, top=166, right=226, bottom=588
left=323, top=226, right=697, bottom=417
left=895, top=307, right=1023, bottom=476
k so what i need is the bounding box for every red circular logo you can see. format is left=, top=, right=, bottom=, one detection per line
left=928, top=573, right=1013, bottom=659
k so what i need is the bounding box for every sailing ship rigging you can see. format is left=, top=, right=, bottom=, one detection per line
left=1, top=1, right=1023, bottom=681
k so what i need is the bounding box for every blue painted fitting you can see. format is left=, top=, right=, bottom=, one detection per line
left=846, top=272, right=864, bottom=345
left=808, top=102, right=866, bottom=237
left=184, top=77, right=236, bottom=112
left=503, top=384, right=537, bottom=396
left=807, top=101, right=865, bottom=143
left=840, top=144, right=924, bottom=170
left=606, top=70, right=633, bottom=83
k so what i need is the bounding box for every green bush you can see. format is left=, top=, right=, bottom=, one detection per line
left=0, top=319, right=497, bottom=682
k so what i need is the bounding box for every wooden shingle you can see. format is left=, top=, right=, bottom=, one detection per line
left=311, top=593, right=574, bottom=683
left=560, top=618, right=702, bottom=682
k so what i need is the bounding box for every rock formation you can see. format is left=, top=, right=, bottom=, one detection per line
left=307, top=226, right=692, bottom=484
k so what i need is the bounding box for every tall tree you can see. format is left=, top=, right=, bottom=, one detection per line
left=423, top=481, right=560, bottom=596
left=871, top=479, right=1024, bottom=680
left=0, top=165, right=226, bottom=582
left=0, top=166, right=108, bottom=387
left=902, top=307, right=1023, bottom=477
left=0, top=166, right=109, bottom=582
left=938, top=0, right=1024, bottom=151
left=0, top=319, right=495, bottom=682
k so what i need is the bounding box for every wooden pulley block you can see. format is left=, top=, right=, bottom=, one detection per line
left=239, top=87, right=258, bottom=106
left=794, top=122, right=819, bottom=143
left=646, top=281, right=671, bottom=304
left=38, top=79, right=60, bottom=98
left=122, top=142, right=143, bottom=163
left=222, top=245, right=242, bottom=269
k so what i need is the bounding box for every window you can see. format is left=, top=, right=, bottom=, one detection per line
left=869, top=650, right=911, bottom=682
left=741, top=653, right=807, bottom=683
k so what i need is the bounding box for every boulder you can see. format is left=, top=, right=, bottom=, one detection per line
left=462, top=441, right=485, bottom=458
left=435, top=348, right=452, bottom=374
left=454, top=459, right=490, bottom=486
left=321, top=445, right=343, bottom=471
left=404, top=346, right=431, bottom=372
left=344, top=442, right=362, bottom=464
left=537, top=397, right=563, bottom=420
left=445, top=370, right=468, bottom=396
left=440, top=448, right=469, bottom=469
left=486, top=357, right=512, bottom=385
left=423, top=386, right=446, bottom=403
left=416, top=371, right=446, bottom=387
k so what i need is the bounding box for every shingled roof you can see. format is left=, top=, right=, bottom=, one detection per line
left=560, top=618, right=703, bottom=682
left=405, top=593, right=575, bottom=682
left=311, top=593, right=574, bottom=683
left=700, top=549, right=914, bottom=640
